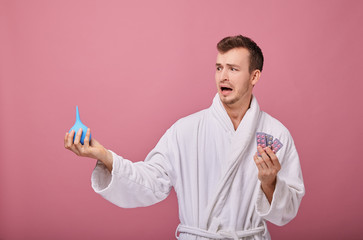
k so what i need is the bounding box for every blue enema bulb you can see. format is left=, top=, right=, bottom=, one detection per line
left=69, top=106, right=91, bottom=145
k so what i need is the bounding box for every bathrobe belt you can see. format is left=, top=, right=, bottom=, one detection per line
left=175, top=224, right=265, bottom=240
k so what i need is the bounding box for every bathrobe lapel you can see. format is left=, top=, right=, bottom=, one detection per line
left=204, top=94, right=261, bottom=231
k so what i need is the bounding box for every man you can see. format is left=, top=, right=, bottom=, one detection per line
left=64, top=35, right=305, bottom=239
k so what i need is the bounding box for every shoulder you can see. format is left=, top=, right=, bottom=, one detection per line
left=258, top=111, right=293, bottom=140
left=258, top=111, right=299, bottom=163
left=260, top=111, right=288, bottom=130
left=164, top=108, right=209, bottom=140
left=173, top=109, right=209, bottom=129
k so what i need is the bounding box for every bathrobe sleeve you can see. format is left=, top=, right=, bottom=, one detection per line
left=91, top=128, right=174, bottom=208
left=255, top=129, right=305, bottom=226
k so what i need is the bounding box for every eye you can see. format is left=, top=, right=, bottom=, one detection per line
left=231, top=67, right=238, bottom=71
left=216, top=66, right=222, bottom=71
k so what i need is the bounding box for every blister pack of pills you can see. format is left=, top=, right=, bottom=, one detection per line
left=255, top=132, right=283, bottom=156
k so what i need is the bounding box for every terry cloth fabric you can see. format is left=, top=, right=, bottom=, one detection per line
left=91, top=94, right=305, bottom=240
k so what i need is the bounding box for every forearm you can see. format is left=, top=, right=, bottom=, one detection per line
left=261, top=180, right=276, bottom=204
left=98, top=148, right=113, bottom=173
left=91, top=150, right=173, bottom=208
left=256, top=175, right=305, bottom=226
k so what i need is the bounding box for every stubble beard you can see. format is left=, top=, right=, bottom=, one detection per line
left=219, top=92, right=241, bottom=107
left=219, top=88, right=252, bottom=110
left=222, top=96, right=239, bottom=105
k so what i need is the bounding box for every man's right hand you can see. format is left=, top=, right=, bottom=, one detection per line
left=64, top=128, right=113, bottom=172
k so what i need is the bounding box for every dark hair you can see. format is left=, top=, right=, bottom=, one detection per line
left=217, top=35, right=264, bottom=73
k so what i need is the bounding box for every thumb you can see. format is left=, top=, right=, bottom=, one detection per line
left=90, top=138, right=102, bottom=147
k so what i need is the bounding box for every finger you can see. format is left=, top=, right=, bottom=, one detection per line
left=265, top=147, right=280, bottom=166
left=73, top=128, right=84, bottom=155
left=83, top=128, right=91, bottom=147
left=90, top=138, right=100, bottom=147
left=69, top=144, right=81, bottom=156
left=254, top=154, right=263, bottom=171
left=74, top=128, right=83, bottom=145
left=66, top=130, right=75, bottom=148
left=257, top=146, right=273, bottom=168
left=64, top=132, right=68, bottom=147
left=74, top=141, right=85, bottom=156
left=254, top=154, right=267, bottom=169
left=262, top=147, right=274, bottom=168
left=257, top=146, right=271, bottom=162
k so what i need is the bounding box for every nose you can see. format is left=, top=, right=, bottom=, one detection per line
left=220, top=68, right=228, bottom=82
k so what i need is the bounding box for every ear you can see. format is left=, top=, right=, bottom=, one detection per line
left=250, top=70, right=261, bottom=86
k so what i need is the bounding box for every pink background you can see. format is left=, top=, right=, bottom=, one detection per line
left=1, top=0, right=363, bottom=239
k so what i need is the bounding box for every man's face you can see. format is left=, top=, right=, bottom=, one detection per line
left=215, top=47, right=258, bottom=108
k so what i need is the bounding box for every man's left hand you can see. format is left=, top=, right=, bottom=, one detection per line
left=253, top=146, right=281, bottom=203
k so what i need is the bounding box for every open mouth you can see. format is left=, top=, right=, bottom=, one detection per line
left=221, top=87, right=233, bottom=91
left=220, top=86, right=233, bottom=95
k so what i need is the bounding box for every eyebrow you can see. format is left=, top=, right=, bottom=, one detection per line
left=216, top=63, right=240, bottom=68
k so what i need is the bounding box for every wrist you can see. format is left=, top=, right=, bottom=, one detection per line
left=261, top=182, right=275, bottom=192
left=262, top=177, right=276, bottom=188
left=101, top=148, right=111, bottom=162
left=260, top=179, right=276, bottom=204
left=100, top=148, right=113, bottom=173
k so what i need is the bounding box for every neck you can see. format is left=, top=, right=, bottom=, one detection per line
left=222, top=95, right=252, bottom=130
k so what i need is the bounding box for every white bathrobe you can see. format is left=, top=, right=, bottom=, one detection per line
left=91, top=94, right=305, bottom=240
